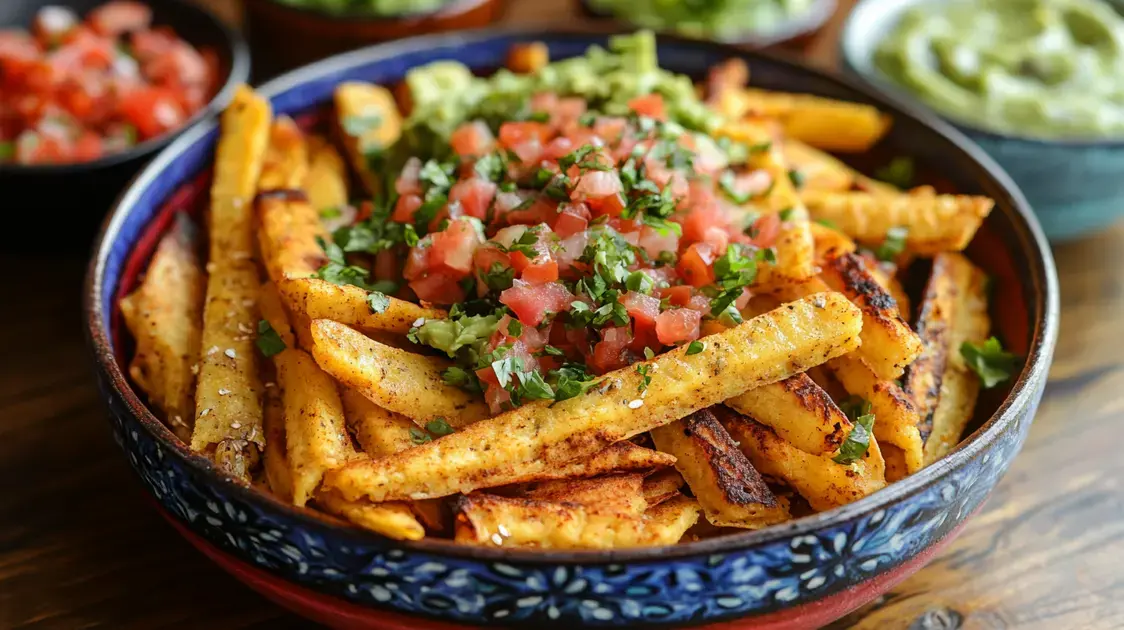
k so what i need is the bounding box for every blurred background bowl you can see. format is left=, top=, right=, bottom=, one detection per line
left=575, top=0, right=837, bottom=51
left=0, top=0, right=249, bottom=250
left=840, top=0, right=1124, bottom=242
left=241, top=0, right=506, bottom=78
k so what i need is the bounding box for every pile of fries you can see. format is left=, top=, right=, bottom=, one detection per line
left=120, top=44, right=1002, bottom=549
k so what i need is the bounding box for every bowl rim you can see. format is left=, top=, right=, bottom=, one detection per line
left=243, top=0, right=496, bottom=23
left=838, top=0, right=1124, bottom=149
left=0, top=0, right=251, bottom=175
left=84, top=27, right=1060, bottom=566
left=577, top=0, right=838, bottom=47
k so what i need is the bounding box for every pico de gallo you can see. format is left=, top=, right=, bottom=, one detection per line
left=0, top=1, right=218, bottom=165
left=318, top=32, right=786, bottom=415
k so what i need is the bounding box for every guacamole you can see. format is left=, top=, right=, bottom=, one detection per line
left=586, top=0, right=816, bottom=41
left=874, top=0, right=1124, bottom=139
left=274, top=0, right=450, bottom=16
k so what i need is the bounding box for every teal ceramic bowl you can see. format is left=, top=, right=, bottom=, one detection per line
left=840, top=0, right=1124, bottom=242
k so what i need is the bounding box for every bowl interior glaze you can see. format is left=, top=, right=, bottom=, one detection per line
left=88, top=29, right=1058, bottom=564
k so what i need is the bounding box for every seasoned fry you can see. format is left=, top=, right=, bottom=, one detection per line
left=828, top=354, right=924, bottom=474
left=809, top=220, right=856, bottom=262
left=342, top=387, right=418, bottom=456
left=278, top=277, right=445, bottom=336
left=262, top=384, right=293, bottom=501
left=274, top=348, right=354, bottom=506
left=800, top=190, right=994, bottom=254
left=522, top=474, right=647, bottom=516
left=868, top=263, right=912, bottom=319
left=532, top=441, right=678, bottom=481
left=902, top=254, right=960, bottom=441
left=642, top=469, right=685, bottom=506
left=311, top=321, right=490, bottom=428
left=723, top=413, right=886, bottom=511
left=120, top=214, right=205, bottom=441
left=334, top=82, right=402, bottom=194
left=506, top=41, right=549, bottom=73
left=725, top=373, right=851, bottom=456
left=732, top=88, right=891, bottom=152
left=316, top=491, right=426, bottom=541
left=783, top=139, right=853, bottom=192
left=651, top=408, right=790, bottom=529
left=323, top=294, right=862, bottom=503
left=881, top=444, right=908, bottom=483
left=749, top=146, right=816, bottom=285
left=258, top=116, right=308, bottom=191
left=453, top=494, right=700, bottom=549
left=258, top=281, right=296, bottom=350
left=925, top=255, right=991, bottom=464
left=820, top=252, right=922, bottom=380
left=305, top=136, right=350, bottom=214
left=191, top=86, right=271, bottom=465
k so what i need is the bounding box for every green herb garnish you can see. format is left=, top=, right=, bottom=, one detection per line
left=255, top=320, right=287, bottom=357
left=833, top=396, right=876, bottom=464
left=961, top=337, right=1020, bottom=388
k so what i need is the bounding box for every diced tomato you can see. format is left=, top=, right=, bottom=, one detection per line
left=33, top=7, right=78, bottom=45
left=142, top=42, right=209, bottom=90
left=590, top=326, right=632, bottom=374
left=627, top=93, right=666, bottom=120
left=749, top=212, right=781, bottom=248
left=734, top=286, right=753, bottom=311
left=450, top=120, right=494, bottom=157
left=71, top=131, right=103, bottom=161
left=622, top=291, right=660, bottom=328
left=503, top=197, right=557, bottom=227
left=662, top=285, right=692, bottom=307
left=500, top=280, right=573, bottom=327
left=702, top=226, right=730, bottom=253
left=403, top=237, right=431, bottom=281
left=522, top=260, right=559, bottom=284
left=541, top=136, right=575, bottom=161
left=130, top=27, right=177, bottom=61
left=374, top=249, right=400, bottom=282
left=655, top=309, right=702, bottom=345
left=555, top=231, right=589, bottom=270
left=637, top=225, right=679, bottom=260
left=498, top=121, right=552, bottom=148
left=118, top=86, right=184, bottom=139
left=550, top=97, right=588, bottom=130
left=395, top=157, right=423, bottom=195
left=592, top=116, right=628, bottom=145
left=449, top=177, right=497, bottom=220
left=427, top=218, right=482, bottom=276
left=571, top=170, right=622, bottom=201
left=553, top=203, right=589, bottom=237
left=410, top=272, right=465, bottom=304
left=392, top=193, right=422, bottom=223
left=88, top=1, right=152, bottom=37
left=686, top=294, right=712, bottom=314
left=588, top=191, right=627, bottom=218
left=678, top=243, right=717, bottom=287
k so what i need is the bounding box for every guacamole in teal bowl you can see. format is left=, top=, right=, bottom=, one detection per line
left=841, top=0, right=1124, bottom=241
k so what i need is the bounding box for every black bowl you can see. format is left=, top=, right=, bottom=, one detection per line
left=0, top=0, right=250, bottom=250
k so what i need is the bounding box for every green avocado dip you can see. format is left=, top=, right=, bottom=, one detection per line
left=274, top=0, right=451, bottom=16
left=874, top=0, right=1124, bottom=139
left=586, top=0, right=815, bottom=41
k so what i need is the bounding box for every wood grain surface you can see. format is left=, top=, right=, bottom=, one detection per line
left=2, top=1, right=1122, bottom=628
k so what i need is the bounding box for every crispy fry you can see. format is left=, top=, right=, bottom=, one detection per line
left=868, top=263, right=912, bottom=319
left=749, top=146, right=816, bottom=285
left=191, top=87, right=271, bottom=465
left=453, top=494, right=700, bottom=549
left=274, top=348, right=354, bottom=506
left=651, top=408, right=790, bottom=529
left=725, top=373, right=851, bottom=456
left=316, top=491, right=425, bottom=541
left=828, top=354, right=924, bottom=473
left=120, top=214, right=205, bottom=442
left=531, top=441, right=678, bottom=482
left=902, top=254, right=960, bottom=442
left=723, top=413, right=886, bottom=511
left=821, top=252, right=922, bottom=380
left=208, top=85, right=271, bottom=259
left=506, top=41, right=549, bottom=73
left=305, top=136, right=350, bottom=214
left=262, top=383, right=293, bottom=501
left=334, top=82, right=402, bottom=195
left=881, top=444, right=908, bottom=483
left=522, top=474, right=647, bottom=516
left=809, top=220, right=856, bottom=262
left=925, top=255, right=990, bottom=464
left=800, top=190, right=994, bottom=254
left=733, top=88, right=891, bottom=152
left=258, top=116, right=308, bottom=190
left=279, top=277, right=445, bottom=336
left=311, top=321, right=490, bottom=429
left=642, top=469, right=685, bottom=506
left=783, top=139, right=853, bottom=192
left=342, top=387, right=418, bottom=456
left=323, top=293, right=862, bottom=503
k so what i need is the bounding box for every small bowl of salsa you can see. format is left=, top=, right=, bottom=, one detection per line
left=0, top=0, right=249, bottom=244
left=841, top=0, right=1124, bottom=241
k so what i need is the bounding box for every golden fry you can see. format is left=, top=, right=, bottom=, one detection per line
left=316, top=491, right=425, bottom=541
left=828, top=354, right=924, bottom=474
left=732, top=88, right=891, bottom=152
left=522, top=474, right=647, bottom=516
left=725, top=373, right=851, bottom=456
left=279, top=277, right=445, bottom=335
left=258, top=116, right=308, bottom=191
left=334, top=82, right=402, bottom=194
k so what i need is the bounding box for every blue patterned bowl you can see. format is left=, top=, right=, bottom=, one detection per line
left=84, top=30, right=1059, bottom=629
left=840, top=0, right=1124, bottom=242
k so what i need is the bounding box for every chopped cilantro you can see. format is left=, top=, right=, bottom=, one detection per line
left=718, top=170, right=751, bottom=205
left=788, top=169, right=806, bottom=190
left=686, top=340, right=705, bottom=355
left=516, top=369, right=555, bottom=401
left=255, top=320, right=287, bottom=357
left=473, top=152, right=506, bottom=182
left=482, top=261, right=516, bottom=292
left=320, top=206, right=342, bottom=219
left=643, top=346, right=656, bottom=360
left=551, top=363, right=600, bottom=403
left=625, top=270, right=654, bottom=294
left=961, top=337, right=1020, bottom=388
left=833, top=396, right=875, bottom=464
left=558, top=145, right=597, bottom=171
left=874, top=226, right=908, bottom=261
left=426, top=418, right=455, bottom=437
left=875, top=156, right=915, bottom=189
left=367, top=291, right=391, bottom=314
left=507, top=319, right=523, bottom=337
left=313, top=236, right=386, bottom=291
left=526, top=111, right=551, bottom=123
left=0, top=141, right=16, bottom=160
left=541, top=345, right=566, bottom=357
left=409, top=426, right=432, bottom=444
left=636, top=364, right=651, bottom=392
left=815, top=218, right=838, bottom=229
left=778, top=207, right=795, bottom=222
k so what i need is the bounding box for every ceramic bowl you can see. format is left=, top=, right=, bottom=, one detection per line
left=0, top=0, right=250, bottom=249
left=575, top=0, right=837, bottom=50
left=84, top=30, right=1059, bottom=629
left=840, top=0, right=1124, bottom=242
left=241, top=0, right=506, bottom=78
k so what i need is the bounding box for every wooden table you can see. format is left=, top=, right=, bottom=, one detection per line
left=3, top=2, right=1123, bottom=629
